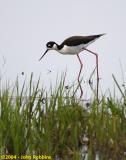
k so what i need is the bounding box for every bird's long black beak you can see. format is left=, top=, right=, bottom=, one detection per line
left=39, top=49, right=49, bottom=61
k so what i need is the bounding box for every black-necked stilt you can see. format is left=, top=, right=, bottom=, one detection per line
left=39, top=34, right=105, bottom=99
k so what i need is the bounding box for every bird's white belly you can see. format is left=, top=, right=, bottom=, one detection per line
left=58, top=44, right=88, bottom=55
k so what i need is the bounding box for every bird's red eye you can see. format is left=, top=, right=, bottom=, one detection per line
left=47, top=43, right=52, bottom=48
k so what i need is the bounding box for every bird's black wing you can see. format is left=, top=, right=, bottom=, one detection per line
left=61, top=34, right=104, bottom=46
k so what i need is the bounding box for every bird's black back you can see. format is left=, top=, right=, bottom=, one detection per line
left=60, top=34, right=105, bottom=47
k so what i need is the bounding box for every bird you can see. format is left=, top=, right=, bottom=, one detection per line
left=39, top=34, right=105, bottom=99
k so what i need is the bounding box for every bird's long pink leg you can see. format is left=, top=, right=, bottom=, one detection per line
left=77, top=54, right=83, bottom=98
left=84, top=48, right=99, bottom=101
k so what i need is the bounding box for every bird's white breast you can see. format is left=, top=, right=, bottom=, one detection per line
left=58, top=44, right=89, bottom=55
left=58, top=38, right=97, bottom=55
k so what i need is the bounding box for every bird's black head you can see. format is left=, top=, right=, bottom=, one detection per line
left=46, top=41, right=57, bottom=50
left=39, top=41, right=58, bottom=61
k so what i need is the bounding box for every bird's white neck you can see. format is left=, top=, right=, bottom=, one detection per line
left=52, top=43, right=58, bottom=50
